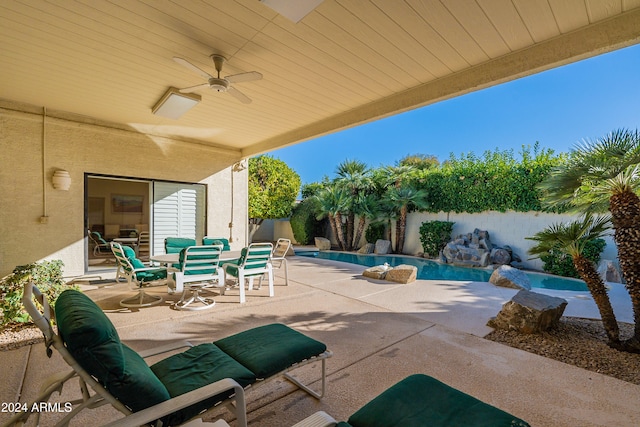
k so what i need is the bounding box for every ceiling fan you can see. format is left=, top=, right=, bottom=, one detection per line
left=173, top=54, right=262, bottom=104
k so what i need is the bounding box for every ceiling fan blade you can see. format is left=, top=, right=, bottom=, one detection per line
left=227, top=86, right=252, bottom=104
left=173, top=57, right=213, bottom=79
left=225, top=71, right=263, bottom=83
left=179, top=83, right=209, bottom=93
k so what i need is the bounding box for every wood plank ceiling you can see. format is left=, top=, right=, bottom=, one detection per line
left=1, top=0, right=639, bottom=157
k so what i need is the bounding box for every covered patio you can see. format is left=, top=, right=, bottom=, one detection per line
left=2, top=1, right=640, bottom=277
left=1, top=254, right=637, bottom=426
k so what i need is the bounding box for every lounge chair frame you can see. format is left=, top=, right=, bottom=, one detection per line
left=7, top=283, right=246, bottom=427
left=8, top=283, right=332, bottom=427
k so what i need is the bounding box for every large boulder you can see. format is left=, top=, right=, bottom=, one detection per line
left=358, top=243, right=375, bottom=254
left=374, top=239, right=392, bottom=254
left=489, top=265, right=531, bottom=290
left=490, top=248, right=511, bottom=265
left=314, top=237, right=331, bottom=251
left=487, top=290, right=568, bottom=333
left=362, top=265, right=391, bottom=280
left=385, top=264, right=417, bottom=284
left=597, top=259, right=623, bottom=283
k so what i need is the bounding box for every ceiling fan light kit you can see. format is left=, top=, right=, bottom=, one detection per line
left=152, top=87, right=201, bottom=119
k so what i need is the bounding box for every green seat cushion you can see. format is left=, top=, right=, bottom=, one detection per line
left=202, top=237, right=231, bottom=251
left=135, top=268, right=167, bottom=282
left=55, top=290, right=170, bottom=413
left=165, top=238, right=197, bottom=253
left=347, top=374, right=530, bottom=427
left=151, top=343, right=256, bottom=425
left=213, top=323, right=327, bottom=379
left=122, top=245, right=145, bottom=269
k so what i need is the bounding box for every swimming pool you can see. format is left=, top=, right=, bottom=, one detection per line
left=298, top=251, right=589, bottom=292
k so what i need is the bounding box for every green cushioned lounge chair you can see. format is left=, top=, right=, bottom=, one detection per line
left=292, top=374, right=530, bottom=427
left=11, top=283, right=332, bottom=427
left=111, top=242, right=166, bottom=308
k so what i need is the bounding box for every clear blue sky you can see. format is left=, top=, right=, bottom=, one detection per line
left=271, top=44, right=640, bottom=186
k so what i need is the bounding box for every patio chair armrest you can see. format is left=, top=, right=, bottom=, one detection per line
left=100, top=378, right=247, bottom=427
left=137, top=340, right=194, bottom=358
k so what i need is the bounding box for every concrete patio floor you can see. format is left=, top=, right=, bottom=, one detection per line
left=1, top=254, right=638, bottom=426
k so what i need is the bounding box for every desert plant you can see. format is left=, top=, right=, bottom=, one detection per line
left=0, top=260, right=76, bottom=329
left=419, top=221, right=455, bottom=258
left=539, top=238, right=606, bottom=278
left=365, top=222, right=386, bottom=244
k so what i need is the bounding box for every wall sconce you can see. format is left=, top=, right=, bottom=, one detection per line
left=152, top=87, right=201, bottom=120
left=52, top=170, right=71, bottom=191
left=233, top=160, right=247, bottom=172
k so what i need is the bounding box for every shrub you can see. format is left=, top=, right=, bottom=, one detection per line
left=365, top=222, right=386, bottom=243
left=290, top=198, right=325, bottom=245
left=419, top=221, right=455, bottom=258
left=540, top=238, right=607, bottom=278
left=0, top=260, right=76, bottom=329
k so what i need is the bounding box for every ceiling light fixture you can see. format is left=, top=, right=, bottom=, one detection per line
left=259, top=0, right=324, bottom=23
left=152, top=87, right=201, bottom=120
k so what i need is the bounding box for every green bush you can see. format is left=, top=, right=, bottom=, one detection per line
left=419, top=221, right=455, bottom=258
left=365, top=222, right=386, bottom=243
left=540, top=238, right=607, bottom=278
left=0, top=260, right=76, bottom=329
left=290, top=198, right=325, bottom=245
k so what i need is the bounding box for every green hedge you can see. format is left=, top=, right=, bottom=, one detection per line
left=540, top=238, right=607, bottom=278
left=290, top=198, right=325, bottom=245
left=419, top=221, right=455, bottom=258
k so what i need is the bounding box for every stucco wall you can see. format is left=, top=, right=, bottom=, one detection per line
left=404, top=211, right=619, bottom=271
left=0, top=106, right=247, bottom=278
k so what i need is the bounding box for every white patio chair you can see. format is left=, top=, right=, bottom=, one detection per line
left=271, top=238, right=292, bottom=285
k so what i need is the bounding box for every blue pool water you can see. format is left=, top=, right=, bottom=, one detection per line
left=298, top=251, right=589, bottom=292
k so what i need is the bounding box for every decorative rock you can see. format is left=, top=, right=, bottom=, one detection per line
left=362, top=264, right=391, bottom=280
left=490, top=248, right=512, bottom=265
left=374, top=239, right=392, bottom=254
left=385, top=264, right=417, bottom=284
left=487, top=290, right=568, bottom=333
left=597, top=259, right=623, bottom=283
left=358, top=243, right=375, bottom=254
left=314, top=237, right=331, bottom=251
left=490, top=265, right=531, bottom=290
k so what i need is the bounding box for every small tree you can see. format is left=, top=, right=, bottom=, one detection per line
left=419, top=221, right=455, bottom=258
left=248, top=155, right=301, bottom=241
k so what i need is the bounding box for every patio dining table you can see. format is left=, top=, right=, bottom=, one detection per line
left=150, top=250, right=242, bottom=265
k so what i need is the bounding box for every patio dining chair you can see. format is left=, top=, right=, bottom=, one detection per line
left=172, top=244, right=225, bottom=310
left=88, top=229, right=110, bottom=256
left=222, top=242, right=273, bottom=303
left=110, top=242, right=166, bottom=308
left=271, top=238, right=292, bottom=285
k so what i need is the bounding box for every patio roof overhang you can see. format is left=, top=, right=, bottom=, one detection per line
left=1, top=1, right=639, bottom=158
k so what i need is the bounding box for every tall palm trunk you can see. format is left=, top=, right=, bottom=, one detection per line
left=327, top=214, right=341, bottom=251
left=352, top=216, right=367, bottom=251
left=334, top=212, right=347, bottom=251
left=610, top=190, right=640, bottom=351
left=573, top=255, right=621, bottom=348
left=395, top=206, right=408, bottom=254
left=346, top=212, right=355, bottom=251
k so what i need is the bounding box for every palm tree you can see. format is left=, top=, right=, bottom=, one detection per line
left=313, top=185, right=349, bottom=251
left=351, top=194, right=379, bottom=250
left=383, top=185, right=429, bottom=254
left=527, top=215, right=622, bottom=349
left=335, top=160, right=371, bottom=250
left=538, top=128, right=640, bottom=351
